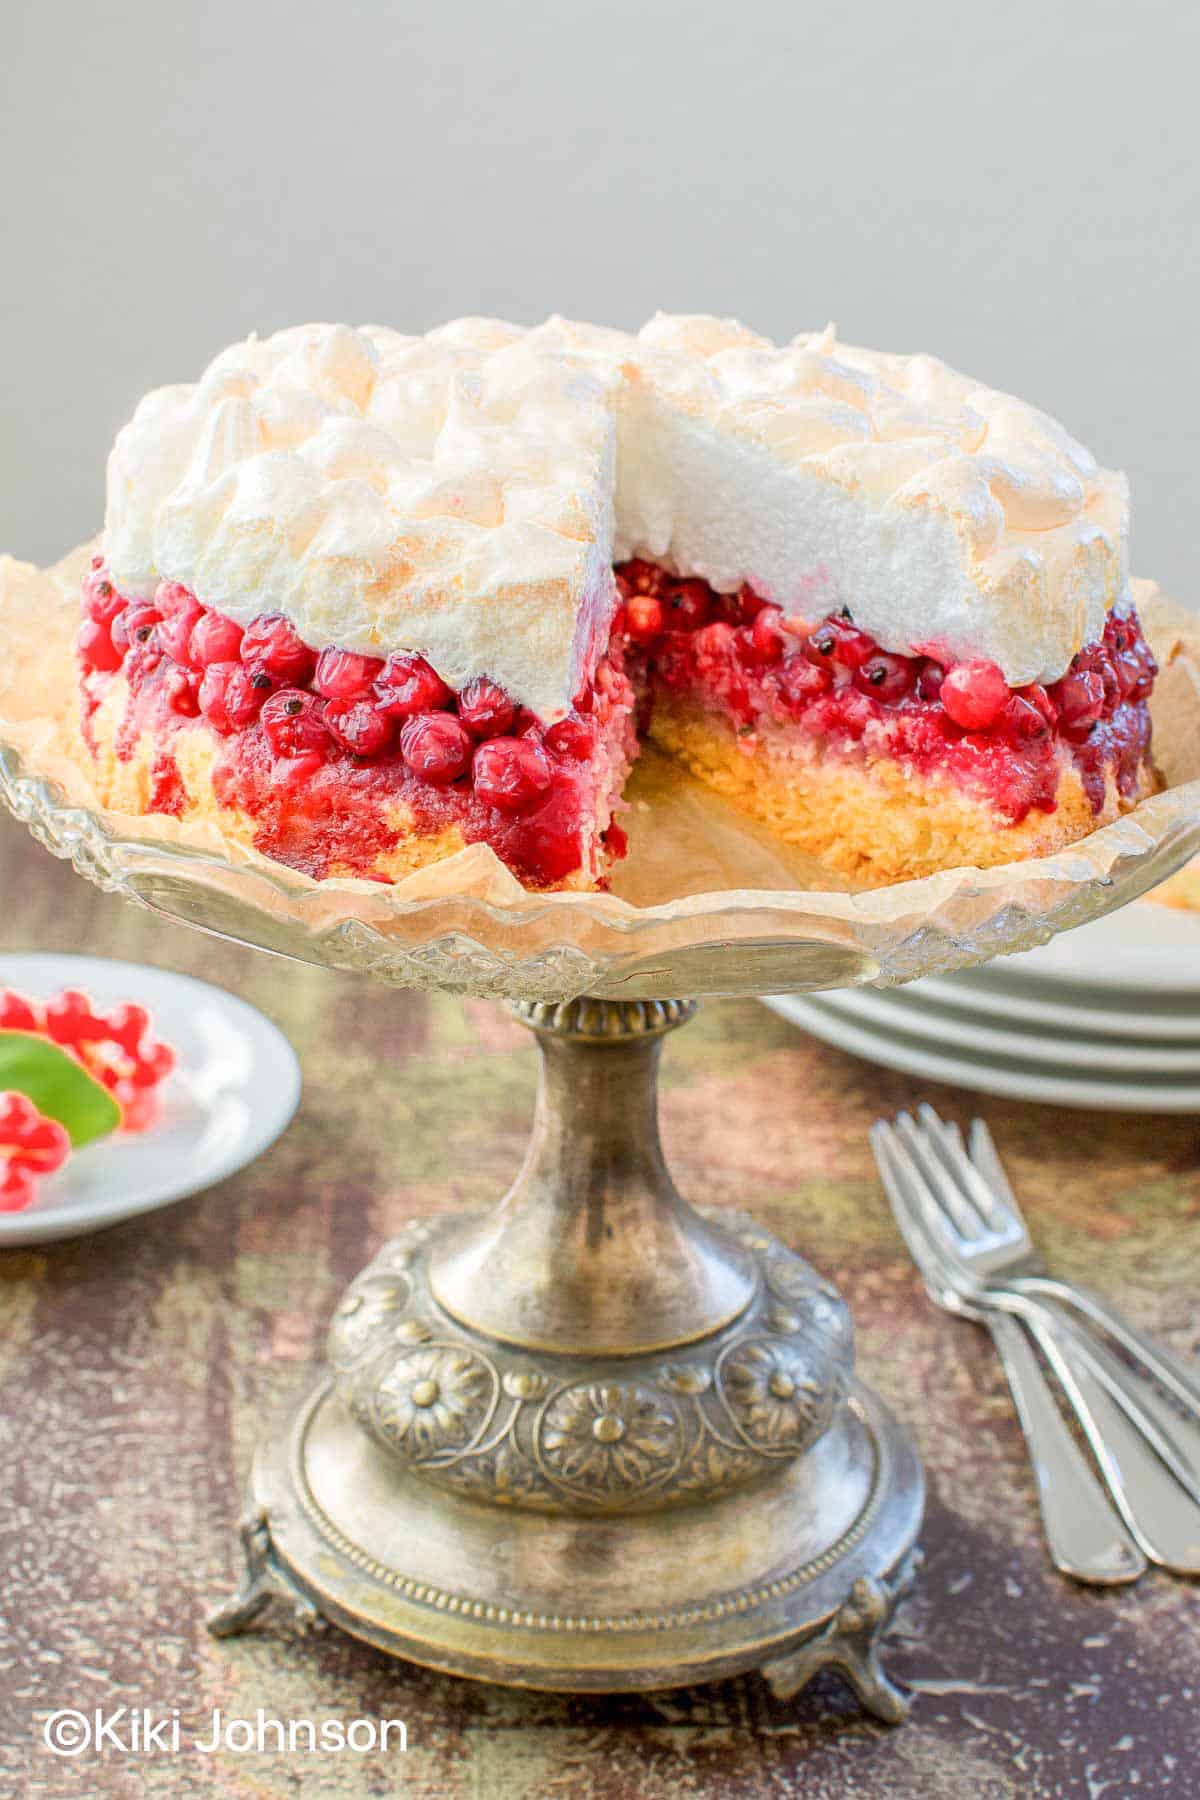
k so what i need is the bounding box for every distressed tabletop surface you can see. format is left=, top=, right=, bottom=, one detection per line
left=1, top=806, right=1198, bottom=1799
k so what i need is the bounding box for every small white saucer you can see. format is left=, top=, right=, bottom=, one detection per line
left=0, top=953, right=301, bottom=1246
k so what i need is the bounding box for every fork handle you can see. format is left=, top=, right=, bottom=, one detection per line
left=1026, top=1313, right=1200, bottom=1573
left=1011, top=1277, right=1200, bottom=1414
left=986, top=1313, right=1145, bottom=1585
left=1027, top=1305, right=1200, bottom=1506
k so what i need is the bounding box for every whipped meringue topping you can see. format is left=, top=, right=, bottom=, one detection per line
left=104, top=315, right=1130, bottom=714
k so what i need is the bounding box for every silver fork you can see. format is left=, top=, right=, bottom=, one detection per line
left=965, top=1115, right=1200, bottom=1417
left=872, top=1123, right=1145, bottom=1584
left=909, top=1105, right=1200, bottom=1506
left=876, top=1108, right=1200, bottom=1575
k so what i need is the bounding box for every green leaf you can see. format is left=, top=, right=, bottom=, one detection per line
left=0, top=1031, right=121, bottom=1147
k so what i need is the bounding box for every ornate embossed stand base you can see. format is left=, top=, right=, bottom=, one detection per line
left=210, top=998, right=924, bottom=1719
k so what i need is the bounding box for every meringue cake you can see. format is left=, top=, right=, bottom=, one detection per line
left=76, top=314, right=1157, bottom=889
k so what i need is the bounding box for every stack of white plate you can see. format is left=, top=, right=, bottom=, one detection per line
left=765, top=901, right=1200, bottom=1111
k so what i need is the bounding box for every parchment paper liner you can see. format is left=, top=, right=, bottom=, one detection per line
left=0, top=543, right=1197, bottom=1000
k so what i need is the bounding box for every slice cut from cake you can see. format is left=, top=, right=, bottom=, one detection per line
left=77, top=315, right=1158, bottom=889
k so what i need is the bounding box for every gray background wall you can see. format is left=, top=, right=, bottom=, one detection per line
left=4, top=1, right=1197, bottom=602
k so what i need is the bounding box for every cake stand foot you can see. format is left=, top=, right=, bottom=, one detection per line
left=760, top=1550, right=921, bottom=1723
left=207, top=1507, right=321, bottom=1639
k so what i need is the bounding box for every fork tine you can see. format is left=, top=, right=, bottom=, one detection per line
left=914, top=1102, right=1013, bottom=1234
left=873, top=1121, right=975, bottom=1270
left=870, top=1125, right=938, bottom=1282
left=920, top=1105, right=971, bottom=1176
left=941, top=1117, right=966, bottom=1154
left=895, top=1110, right=990, bottom=1243
left=870, top=1125, right=964, bottom=1293
left=968, top=1118, right=1027, bottom=1230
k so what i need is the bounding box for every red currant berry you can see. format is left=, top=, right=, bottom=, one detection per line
left=619, top=558, right=666, bottom=595
left=522, top=813, right=584, bottom=883
left=1021, top=683, right=1058, bottom=728
left=399, top=713, right=473, bottom=784
left=189, top=611, right=245, bottom=667
left=774, top=654, right=832, bottom=710
left=128, top=1040, right=176, bottom=1088
left=163, top=664, right=201, bottom=716
left=154, top=580, right=197, bottom=618
left=125, top=633, right=165, bottom=687
left=1074, top=646, right=1119, bottom=709
left=44, top=989, right=105, bottom=1046
left=0, top=990, right=39, bottom=1032
left=666, top=580, right=712, bottom=631
left=240, top=612, right=316, bottom=684
left=111, top=604, right=161, bottom=655
left=544, top=716, right=595, bottom=759
left=625, top=594, right=664, bottom=644
left=734, top=585, right=771, bottom=623
left=115, top=1090, right=157, bottom=1130
left=458, top=677, right=517, bottom=738
left=1112, top=643, right=1156, bottom=703
left=736, top=608, right=785, bottom=667
left=374, top=653, right=453, bottom=718
left=199, top=662, right=268, bottom=733
left=999, top=695, right=1051, bottom=743
left=1127, top=640, right=1158, bottom=702
left=76, top=618, right=124, bottom=673
left=0, top=1164, right=36, bottom=1211
left=273, top=750, right=328, bottom=787
left=916, top=659, right=945, bottom=702
left=9, top=1110, right=70, bottom=1174
left=855, top=651, right=915, bottom=703
left=325, top=699, right=395, bottom=756
left=261, top=689, right=333, bottom=759
left=1053, top=670, right=1105, bottom=732
left=472, top=736, right=553, bottom=814
left=82, top=569, right=125, bottom=625
left=939, top=659, right=1010, bottom=731
left=105, top=1003, right=150, bottom=1056
left=803, top=616, right=873, bottom=672
left=314, top=647, right=384, bottom=703
left=157, top=601, right=203, bottom=665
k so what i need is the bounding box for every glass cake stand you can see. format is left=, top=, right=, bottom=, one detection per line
left=2, top=629, right=1199, bottom=1720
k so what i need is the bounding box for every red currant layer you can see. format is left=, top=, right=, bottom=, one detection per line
left=615, top=560, right=1156, bottom=823
left=77, top=560, right=635, bottom=888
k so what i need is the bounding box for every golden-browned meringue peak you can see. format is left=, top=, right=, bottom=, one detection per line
left=103, top=315, right=1130, bottom=715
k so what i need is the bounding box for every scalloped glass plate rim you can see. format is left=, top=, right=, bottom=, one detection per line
left=3, top=735, right=1197, bottom=942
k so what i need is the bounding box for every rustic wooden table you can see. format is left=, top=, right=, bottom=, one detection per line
left=1, top=805, right=1197, bottom=1798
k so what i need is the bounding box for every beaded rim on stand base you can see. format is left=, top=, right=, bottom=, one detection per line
left=210, top=1376, right=923, bottom=1718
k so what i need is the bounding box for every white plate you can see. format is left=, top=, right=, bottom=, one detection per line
left=764, top=992, right=1200, bottom=1112
left=0, top=954, right=301, bottom=1245
left=914, top=969, right=1200, bottom=1043
left=974, top=898, right=1200, bottom=997
left=824, top=983, right=1200, bottom=1073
